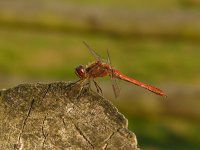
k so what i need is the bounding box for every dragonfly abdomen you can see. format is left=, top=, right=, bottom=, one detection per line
left=113, top=69, right=166, bottom=96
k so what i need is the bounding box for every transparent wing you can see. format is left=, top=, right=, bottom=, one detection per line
left=111, top=76, right=121, bottom=98
left=83, top=41, right=102, bottom=61
left=107, top=49, right=120, bottom=98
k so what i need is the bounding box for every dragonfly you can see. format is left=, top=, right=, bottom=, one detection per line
left=75, top=42, right=166, bottom=98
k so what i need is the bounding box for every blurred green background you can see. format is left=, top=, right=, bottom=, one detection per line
left=0, top=0, right=200, bottom=149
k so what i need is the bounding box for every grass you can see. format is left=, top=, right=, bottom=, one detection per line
left=0, top=1, right=200, bottom=149
left=8, top=0, right=198, bottom=10
left=0, top=28, right=200, bottom=84
left=128, top=116, right=200, bottom=150
left=1, top=0, right=200, bottom=42
left=0, top=28, right=200, bottom=149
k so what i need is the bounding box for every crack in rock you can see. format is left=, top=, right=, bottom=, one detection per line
left=17, top=98, right=35, bottom=147
left=103, top=128, right=121, bottom=150
left=74, top=123, right=94, bottom=149
left=41, top=115, right=48, bottom=150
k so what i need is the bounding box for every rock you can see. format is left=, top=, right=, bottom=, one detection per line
left=0, top=81, right=138, bottom=150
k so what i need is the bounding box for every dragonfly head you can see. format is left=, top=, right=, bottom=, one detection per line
left=75, top=65, right=87, bottom=79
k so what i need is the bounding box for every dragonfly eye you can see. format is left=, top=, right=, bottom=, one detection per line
left=75, top=65, right=86, bottom=78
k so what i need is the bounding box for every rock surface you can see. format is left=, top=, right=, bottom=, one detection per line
left=0, top=81, right=138, bottom=150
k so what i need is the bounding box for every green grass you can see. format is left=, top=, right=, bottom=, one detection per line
left=1, top=0, right=200, bottom=42
left=15, top=0, right=200, bottom=10
left=128, top=116, right=200, bottom=150
left=0, top=1, right=200, bottom=149
left=0, top=28, right=199, bottom=149
left=0, top=28, right=200, bottom=84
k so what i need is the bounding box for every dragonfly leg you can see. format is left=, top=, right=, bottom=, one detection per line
left=68, top=79, right=82, bottom=88
left=76, top=78, right=94, bottom=99
left=93, top=79, right=103, bottom=95
left=70, top=79, right=86, bottom=99
left=84, top=79, right=91, bottom=91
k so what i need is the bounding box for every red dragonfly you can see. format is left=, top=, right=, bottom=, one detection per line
left=75, top=42, right=166, bottom=98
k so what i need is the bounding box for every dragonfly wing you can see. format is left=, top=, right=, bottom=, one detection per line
left=111, top=76, right=120, bottom=98
left=107, top=49, right=120, bottom=98
left=106, top=49, right=111, bottom=64
left=83, top=41, right=102, bottom=61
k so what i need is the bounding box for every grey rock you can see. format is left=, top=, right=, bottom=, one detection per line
left=0, top=82, right=138, bottom=150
